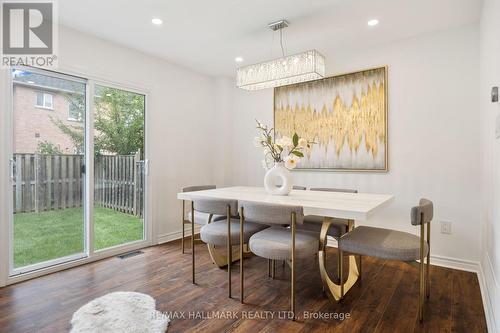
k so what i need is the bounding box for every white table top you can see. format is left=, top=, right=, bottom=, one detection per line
left=177, top=186, right=394, bottom=221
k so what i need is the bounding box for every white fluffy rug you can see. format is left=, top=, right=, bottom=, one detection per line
left=70, top=291, right=170, bottom=333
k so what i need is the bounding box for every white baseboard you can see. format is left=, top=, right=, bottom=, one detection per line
left=429, top=254, right=480, bottom=273
left=156, top=225, right=202, bottom=244
left=478, top=252, right=498, bottom=333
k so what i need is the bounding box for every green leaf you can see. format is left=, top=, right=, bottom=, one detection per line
left=292, top=151, right=304, bottom=157
left=293, top=133, right=299, bottom=146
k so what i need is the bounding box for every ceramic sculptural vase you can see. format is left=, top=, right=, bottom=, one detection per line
left=264, top=162, right=292, bottom=195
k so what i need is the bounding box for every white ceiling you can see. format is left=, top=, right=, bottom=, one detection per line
left=59, top=0, right=482, bottom=77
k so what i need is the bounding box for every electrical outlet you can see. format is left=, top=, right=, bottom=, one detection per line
left=440, top=221, right=452, bottom=234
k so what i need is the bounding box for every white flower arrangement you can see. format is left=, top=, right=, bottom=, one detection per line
left=254, top=120, right=314, bottom=170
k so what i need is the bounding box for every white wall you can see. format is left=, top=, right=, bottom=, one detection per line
left=217, top=24, right=481, bottom=264
left=479, top=0, right=500, bottom=330
left=0, top=25, right=220, bottom=251
left=58, top=27, right=224, bottom=242
left=212, top=78, right=235, bottom=187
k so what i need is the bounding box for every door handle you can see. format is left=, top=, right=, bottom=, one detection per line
left=144, top=159, right=150, bottom=176
left=9, top=158, right=15, bottom=181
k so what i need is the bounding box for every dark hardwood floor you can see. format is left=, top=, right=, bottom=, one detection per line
left=0, top=239, right=487, bottom=333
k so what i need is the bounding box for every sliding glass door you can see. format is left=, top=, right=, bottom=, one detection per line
left=10, top=68, right=87, bottom=274
left=9, top=68, right=148, bottom=276
left=93, top=84, right=145, bottom=250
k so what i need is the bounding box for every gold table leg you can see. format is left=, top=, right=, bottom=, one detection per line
left=207, top=244, right=241, bottom=268
left=318, top=218, right=360, bottom=302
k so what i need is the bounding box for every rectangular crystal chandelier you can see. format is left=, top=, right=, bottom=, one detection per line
left=236, top=49, right=325, bottom=90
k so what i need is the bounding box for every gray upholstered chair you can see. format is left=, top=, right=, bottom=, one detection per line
left=338, top=198, right=433, bottom=321
left=238, top=201, right=319, bottom=320
left=191, top=198, right=268, bottom=298
left=181, top=185, right=226, bottom=253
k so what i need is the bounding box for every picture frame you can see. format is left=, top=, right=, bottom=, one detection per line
left=273, top=66, right=388, bottom=172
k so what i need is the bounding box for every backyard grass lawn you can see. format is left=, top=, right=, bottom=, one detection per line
left=14, top=207, right=144, bottom=268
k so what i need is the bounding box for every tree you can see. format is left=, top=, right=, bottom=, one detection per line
left=50, top=116, right=84, bottom=153
left=53, top=87, right=145, bottom=157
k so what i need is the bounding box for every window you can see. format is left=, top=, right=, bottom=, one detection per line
left=35, top=92, right=53, bottom=109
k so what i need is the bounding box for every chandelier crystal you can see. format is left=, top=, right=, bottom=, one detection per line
left=236, top=50, right=325, bottom=90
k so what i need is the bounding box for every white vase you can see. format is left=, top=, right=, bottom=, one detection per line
left=264, top=162, right=292, bottom=196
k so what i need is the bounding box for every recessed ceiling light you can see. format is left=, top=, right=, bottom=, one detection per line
left=235, top=57, right=244, bottom=63
left=367, top=19, right=379, bottom=26
left=152, top=18, right=163, bottom=25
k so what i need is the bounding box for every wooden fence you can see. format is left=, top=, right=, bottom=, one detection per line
left=12, top=153, right=144, bottom=217
left=94, top=153, right=144, bottom=217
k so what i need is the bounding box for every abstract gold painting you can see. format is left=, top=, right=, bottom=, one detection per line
left=274, top=66, right=388, bottom=171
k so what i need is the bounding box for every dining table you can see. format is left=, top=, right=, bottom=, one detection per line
left=177, top=186, right=394, bottom=302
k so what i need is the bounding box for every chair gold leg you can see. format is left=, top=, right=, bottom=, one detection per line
left=337, top=248, right=342, bottom=283
left=291, top=212, right=296, bottom=321
left=182, top=201, right=185, bottom=254
left=426, top=223, right=430, bottom=299
left=419, top=260, right=425, bottom=321
left=191, top=202, right=195, bottom=284
left=227, top=205, right=232, bottom=298
left=339, top=249, right=344, bottom=299
left=240, top=207, right=244, bottom=303
left=419, top=223, right=425, bottom=321
left=359, top=255, right=362, bottom=280
left=272, top=260, right=276, bottom=279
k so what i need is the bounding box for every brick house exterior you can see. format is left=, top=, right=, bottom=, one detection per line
left=13, top=74, right=84, bottom=154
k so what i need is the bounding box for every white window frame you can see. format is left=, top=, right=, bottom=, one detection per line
left=3, top=66, right=152, bottom=284
left=35, top=91, right=54, bottom=110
